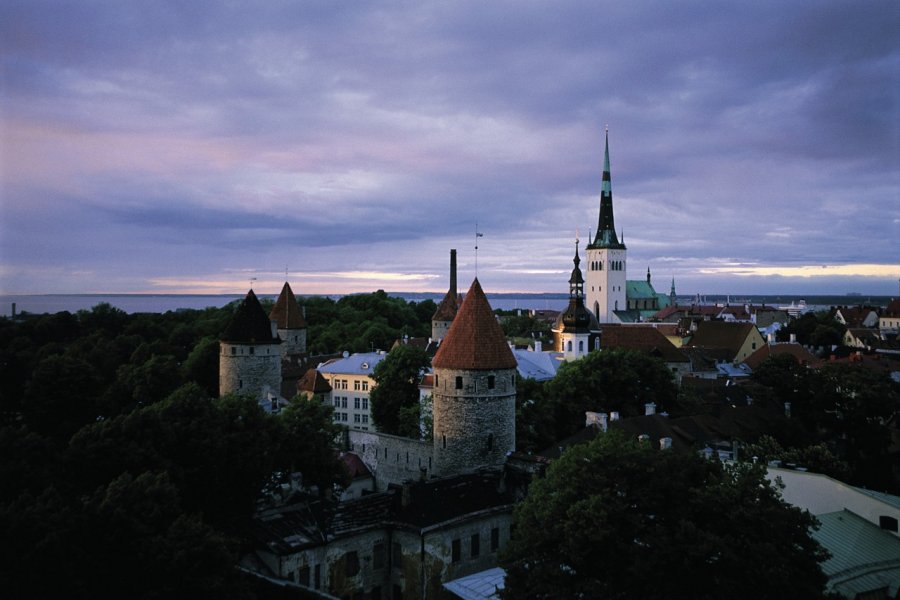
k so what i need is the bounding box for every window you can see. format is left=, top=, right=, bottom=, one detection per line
left=455, top=376, right=463, bottom=389
left=578, top=340, right=584, bottom=352
left=342, top=397, right=348, bottom=408
left=362, top=381, right=369, bottom=391
left=362, top=398, right=368, bottom=410
left=487, top=433, right=493, bottom=451
left=392, top=542, right=403, bottom=569
left=451, top=539, right=461, bottom=563
left=567, top=341, right=572, bottom=352
left=470, top=534, right=480, bottom=558
left=442, top=434, right=446, bottom=449
left=491, top=527, right=500, bottom=551
left=238, top=379, right=243, bottom=388
left=342, top=413, right=348, bottom=422
left=487, top=375, right=495, bottom=389
left=434, top=374, right=438, bottom=387
left=880, top=515, right=899, bottom=532
left=231, top=347, right=236, bottom=355
left=249, top=346, right=254, bottom=355
left=362, top=415, right=368, bottom=424
left=297, top=565, right=310, bottom=586
left=314, top=564, right=320, bottom=589
left=373, top=542, right=385, bottom=569
left=354, top=414, right=361, bottom=423
left=345, top=551, right=360, bottom=577
left=354, top=398, right=361, bottom=409
left=333, top=398, right=340, bottom=407
left=354, top=380, right=361, bottom=390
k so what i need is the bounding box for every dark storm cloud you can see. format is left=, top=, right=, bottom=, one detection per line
left=1, top=1, right=897, bottom=294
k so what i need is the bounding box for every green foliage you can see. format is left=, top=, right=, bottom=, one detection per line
left=305, top=291, right=432, bottom=354
left=369, top=344, right=431, bottom=437
left=182, top=335, right=220, bottom=397
left=777, top=310, right=846, bottom=348
left=543, top=349, right=677, bottom=441
left=501, top=431, right=829, bottom=600
left=514, top=377, right=555, bottom=453
left=497, top=310, right=552, bottom=345
left=280, top=396, right=349, bottom=494
left=742, top=435, right=850, bottom=480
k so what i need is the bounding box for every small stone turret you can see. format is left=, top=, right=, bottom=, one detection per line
left=432, top=278, right=516, bottom=476
left=219, top=289, right=282, bottom=399
left=432, top=249, right=460, bottom=342
left=269, top=282, right=307, bottom=358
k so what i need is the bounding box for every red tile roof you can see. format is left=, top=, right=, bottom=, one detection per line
left=269, top=282, right=307, bottom=329
left=687, top=321, right=757, bottom=354
left=431, top=288, right=460, bottom=321
left=742, top=343, right=822, bottom=370
left=599, top=325, right=689, bottom=363
left=298, top=368, right=332, bottom=394
left=432, top=278, right=517, bottom=370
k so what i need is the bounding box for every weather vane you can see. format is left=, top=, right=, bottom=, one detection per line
left=475, top=221, right=484, bottom=276
left=250, top=276, right=257, bottom=289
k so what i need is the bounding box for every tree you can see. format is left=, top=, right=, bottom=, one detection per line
left=279, top=397, right=348, bottom=495
left=369, top=344, right=430, bottom=437
left=543, top=349, right=677, bottom=441
left=501, top=431, right=829, bottom=600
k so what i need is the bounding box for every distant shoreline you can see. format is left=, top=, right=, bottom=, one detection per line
left=1, top=292, right=895, bottom=318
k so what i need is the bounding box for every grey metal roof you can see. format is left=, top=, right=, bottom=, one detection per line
left=813, top=510, right=900, bottom=597
left=443, top=567, right=505, bottom=600
left=317, top=351, right=386, bottom=376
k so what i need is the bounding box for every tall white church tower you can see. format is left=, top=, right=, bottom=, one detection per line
left=585, top=129, right=626, bottom=323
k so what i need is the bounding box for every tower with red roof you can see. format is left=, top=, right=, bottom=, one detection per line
left=431, top=278, right=517, bottom=476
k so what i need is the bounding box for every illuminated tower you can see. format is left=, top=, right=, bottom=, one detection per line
left=585, top=129, right=627, bottom=323
left=219, top=289, right=282, bottom=399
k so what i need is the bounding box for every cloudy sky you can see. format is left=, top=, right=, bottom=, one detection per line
left=1, top=1, right=898, bottom=297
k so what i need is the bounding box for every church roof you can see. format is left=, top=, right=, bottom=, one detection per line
left=626, top=279, right=657, bottom=299
left=432, top=278, right=517, bottom=371
left=587, top=130, right=625, bottom=251
left=220, top=289, right=280, bottom=344
left=269, top=282, right=307, bottom=329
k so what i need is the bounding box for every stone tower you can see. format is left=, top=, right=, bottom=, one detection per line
left=431, top=278, right=517, bottom=477
left=219, top=289, right=282, bottom=399
left=552, top=240, right=601, bottom=360
left=585, top=129, right=627, bottom=323
left=269, top=281, right=307, bottom=358
left=431, top=249, right=460, bottom=342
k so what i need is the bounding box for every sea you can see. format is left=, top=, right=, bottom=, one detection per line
left=0, top=293, right=895, bottom=318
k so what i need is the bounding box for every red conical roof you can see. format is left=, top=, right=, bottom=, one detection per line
left=432, top=278, right=516, bottom=370
left=269, top=282, right=307, bottom=329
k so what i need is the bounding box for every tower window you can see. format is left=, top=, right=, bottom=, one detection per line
left=488, top=375, right=495, bottom=389
left=231, top=347, right=236, bottom=355
left=455, top=376, right=463, bottom=389
left=442, top=434, right=447, bottom=449
left=567, top=341, right=572, bottom=352
left=487, top=433, right=494, bottom=450
left=249, top=347, right=254, bottom=355
left=578, top=340, right=584, bottom=352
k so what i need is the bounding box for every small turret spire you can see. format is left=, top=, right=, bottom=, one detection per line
left=569, top=239, right=585, bottom=299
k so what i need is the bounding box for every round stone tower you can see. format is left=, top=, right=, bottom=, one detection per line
left=219, top=289, right=282, bottom=399
left=431, top=278, right=517, bottom=476
left=269, top=281, right=307, bottom=358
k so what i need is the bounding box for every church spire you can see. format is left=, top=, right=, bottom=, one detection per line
left=588, top=128, right=625, bottom=250
left=569, top=239, right=585, bottom=298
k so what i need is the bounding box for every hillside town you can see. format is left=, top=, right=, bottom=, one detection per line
left=208, top=136, right=900, bottom=599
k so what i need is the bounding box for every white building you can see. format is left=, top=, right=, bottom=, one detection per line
left=317, top=351, right=386, bottom=431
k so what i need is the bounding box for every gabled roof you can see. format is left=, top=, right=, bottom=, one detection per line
left=599, top=325, right=689, bottom=363
left=687, top=321, right=758, bottom=354
left=743, top=343, right=822, bottom=370
left=626, top=280, right=657, bottom=299
left=340, top=452, right=373, bottom=481
left=220, top=289, right=280, bottom=344
left=433, top=278, right=517, bottom=371
left=884, top=299, right=900, bottom=318
left=298, top=368, right=332, bottom=394
left=269, top=282, right=307, bottom=329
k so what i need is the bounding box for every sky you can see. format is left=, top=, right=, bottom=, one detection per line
left=1, top=1, right=898, bottom=298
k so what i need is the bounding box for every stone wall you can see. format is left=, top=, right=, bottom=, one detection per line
left=219, top=341, right=282, bottom=399
left=347, top=430, right=434, bottom=490
left=431, top=319, right=451, bottom=342
left=432, top=367, right=516, bottom=477
left=277, top=327, right=307, bottom=358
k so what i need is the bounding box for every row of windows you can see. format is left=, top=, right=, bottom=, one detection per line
left=354, top=380, right=369, bottom=391
left=227, top=346, right=272, bottom=355
left=587, top=260, right=625, bottom=271
left=331, top=412, right=370, bottom=424
left=434, top=373, right=506, bottom=391
left=332, top=396, right=370, bottom=410
left=451, top=528, right=502, bottom=563
left=564, top=338, right=600, bottom=353
left=330, top=378, right=372, bottom=391
left=440, top=432, right=494, bottom=451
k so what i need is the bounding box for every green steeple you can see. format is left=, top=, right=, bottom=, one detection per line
left=588, top=129, right=625, bottom=250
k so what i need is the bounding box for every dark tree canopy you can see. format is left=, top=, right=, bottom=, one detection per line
left=369, top=344, right=431, bottom=437
left=543, top=348, right=677, bottom=441
left=501, top=431, right=829, bottom=600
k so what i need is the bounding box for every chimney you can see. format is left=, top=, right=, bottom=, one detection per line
left=784, top=402, right=792, bottom=418
left=789, top=333, right=797, bottom=343
left=767, top=332, right=775, bottom=344
left=660, top=437, right=672, bottom=450
left=270, top=320, right=278, bottom=338
left=449, top=249, right=457, bottom=299
left=534, top=340, right=542, bottom=352
left=610, top=411, right=620, bottom=422
left=644, top=402, right=656, bottom=416
left=638, top=434, right=650, bottom=444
